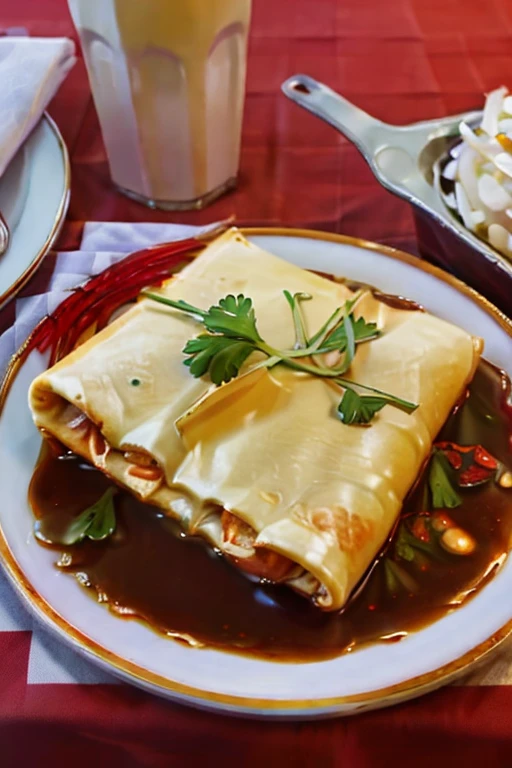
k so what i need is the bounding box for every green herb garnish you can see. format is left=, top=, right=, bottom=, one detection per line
left=315, top=314, right=379, bottom=353
left=283, top=290, right=311, bottom=349
left=203, top=294, right=263, bottom=342
left=143, top=290, right=418, bottom=424
left=395, top=533, right=415, bottom=562
left=59, top=487, right=117, bottom=546
left=384, top=558, right=418, bottom=593
left=337, top=388, right=388, bottom=425
left=183, top=335, right=256, bottom=385
left=429, top=450, right=462, bottom=508
left=394, top=520, right=437, bottom=561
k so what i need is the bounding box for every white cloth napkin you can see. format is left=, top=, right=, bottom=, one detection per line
left=0, top=37, right=76, bottom=177
left=0, top=220, right=510, bottom=687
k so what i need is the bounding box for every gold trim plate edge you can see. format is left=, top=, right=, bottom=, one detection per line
left=0, top=112, right=71, bottom=310
left=0, top=227, right=511, bottom=717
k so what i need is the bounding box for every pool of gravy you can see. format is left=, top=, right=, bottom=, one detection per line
left=29, top=359, right=512, bottom=662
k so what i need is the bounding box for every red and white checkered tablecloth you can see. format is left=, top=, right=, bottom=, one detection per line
left=1, top=0, right=512, bottom=765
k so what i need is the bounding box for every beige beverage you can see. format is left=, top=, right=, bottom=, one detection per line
left=68, top=0, right=252, bottom=209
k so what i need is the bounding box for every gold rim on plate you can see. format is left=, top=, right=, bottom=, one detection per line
left=0, top=228, right=510, bottom=715
left=0, top=113, right=71, bottom=310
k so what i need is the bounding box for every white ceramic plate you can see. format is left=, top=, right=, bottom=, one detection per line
left=0, top=229, right=511, bottom=719
left=0, top=114, right=70, bottom=308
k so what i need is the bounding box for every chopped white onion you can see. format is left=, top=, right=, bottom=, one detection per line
left=494, top=152, right=512, bottom=178
left=450, top=142, right=464, bottom=159
left=481, top=86, right=507, bottom=136
left=457, top=145, right=481, bottom=210
left=470, top=210, right=486, bottom=226
left=488, top=222, right=510, bottom=252
left=442, top=159, right=458, bottom=180
left=477, top=173, right=512, bottom=210
left=481, top=161, right=497, bottom=174
left=459, top=121, right=500, bottom=165
left=455, top=182, right=477, bottom=230
left=443, top=191, right=457, bottom=208
left=498, top=118, right=512, bottom=133
left=448, top=87, right=512, bottom=257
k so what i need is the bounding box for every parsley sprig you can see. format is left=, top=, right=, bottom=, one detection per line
left=34, top=487, right=118, bottom=547
left=143, top=289, right=418, bottom=424
left=60, top=487, right=117, bottom=545
left=428, top=449, right=462, bottom=508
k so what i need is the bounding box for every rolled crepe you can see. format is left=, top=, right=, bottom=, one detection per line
left=29, top=228, right=482, bottom=610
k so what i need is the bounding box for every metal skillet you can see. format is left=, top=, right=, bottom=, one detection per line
left=282, top=74, right=511, bottom=316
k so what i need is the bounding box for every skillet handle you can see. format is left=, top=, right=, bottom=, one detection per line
left=281, top=74, right=396, bottom=160
left=281, top=73, right=444, bottom=212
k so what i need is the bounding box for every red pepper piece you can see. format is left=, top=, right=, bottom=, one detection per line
left=411, top=516, right=430, bottom=542
left=473, top=445, right=498, bottom=471
left=444, top=450, right=463, bottom=470
left=435, top=441, right=473, bottom=454
left=459, top=464, right=494, bottom=486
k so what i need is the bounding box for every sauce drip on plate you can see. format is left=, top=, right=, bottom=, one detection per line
left=29, top=359, right=512, bottom=662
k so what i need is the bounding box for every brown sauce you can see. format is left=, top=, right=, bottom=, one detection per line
left=28, top=359, right=512, bottom=662
left=313, top=272, right=424, bottom=311
left=370, top=290, right=423, bottom=312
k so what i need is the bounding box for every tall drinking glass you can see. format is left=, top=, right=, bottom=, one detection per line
left=68, top=0, right=252, bottom=210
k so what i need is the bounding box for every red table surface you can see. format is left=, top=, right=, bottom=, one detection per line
left=2, top=0, right=512, bottom=765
